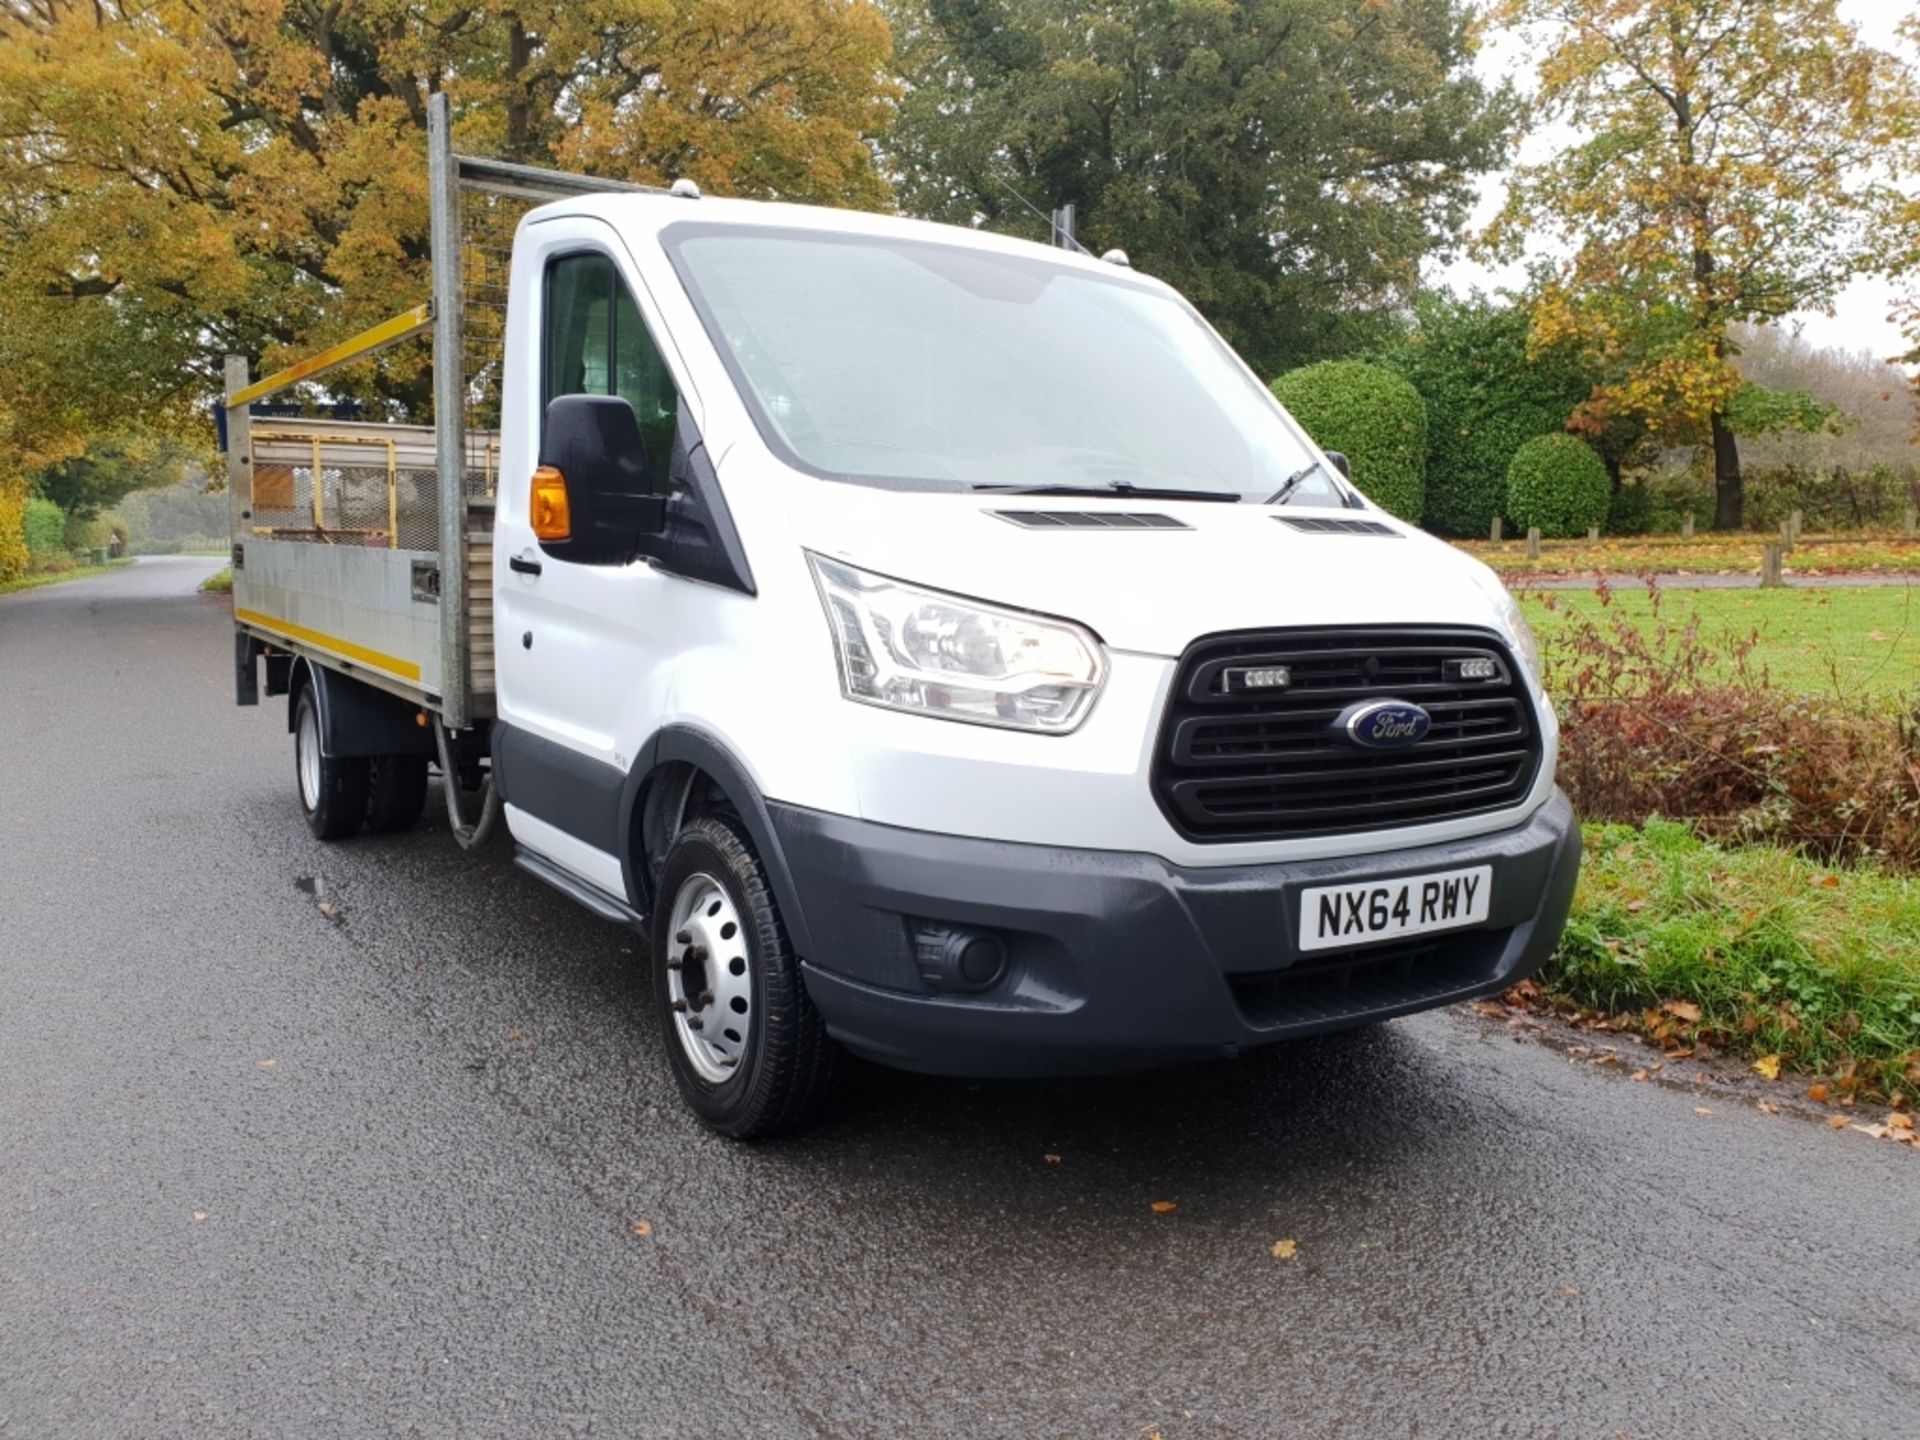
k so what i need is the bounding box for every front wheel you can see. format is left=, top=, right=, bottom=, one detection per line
left=651, top=814, right=840, bottom=1138
left=293, top=687, right=368, bottom=841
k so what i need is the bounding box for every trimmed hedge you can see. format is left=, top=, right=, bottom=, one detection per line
left=1370, top=294, right=1587, bottom=537
left=1269, top=360, right=1426, bottom=521
left=22, top=496, right=66, bottom=556
left=1506, top=433, right=1610, bottom=538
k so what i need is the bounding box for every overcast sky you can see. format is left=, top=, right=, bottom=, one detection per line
left=1433, top=0, right=1915, bottom=365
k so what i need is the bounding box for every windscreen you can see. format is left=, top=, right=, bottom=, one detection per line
left=663, top=225, right=1342, bottom=503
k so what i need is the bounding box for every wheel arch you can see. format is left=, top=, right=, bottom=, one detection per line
left=619, top=726, right=816, bottom=958
left=285, top=659, right=436, bottom=760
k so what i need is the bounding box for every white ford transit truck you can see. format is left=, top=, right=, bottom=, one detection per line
left=223, top=97, right=1580, bottom=1136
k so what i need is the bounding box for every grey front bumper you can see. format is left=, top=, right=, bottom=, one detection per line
left=772, top=791, right=1582, bottom=1078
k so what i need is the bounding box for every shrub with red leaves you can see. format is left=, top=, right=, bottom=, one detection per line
left=1541, top=579, right=1920, bottom=872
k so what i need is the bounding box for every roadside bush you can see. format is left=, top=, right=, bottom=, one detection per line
left=1605, top=480, right=1652, bottom=535
left=1370, top=294, right=1585, bottom=536
left=1742, top=463, right=1917, bottom=532
left=1269, top=360, right=1426, bottom=522
left=1505, top=434, right=1610, bottom=538
left=1542, top=580, right=1920, bottom=872
left=22, top=496, right=66, bottom=556
left=0, top=480, right=27, bottom=583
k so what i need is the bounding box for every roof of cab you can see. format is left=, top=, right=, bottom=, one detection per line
left=521, top=189, right=1158, bottom=289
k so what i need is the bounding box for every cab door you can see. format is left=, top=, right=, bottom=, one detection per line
left=494, top=219, right=693, bottom=888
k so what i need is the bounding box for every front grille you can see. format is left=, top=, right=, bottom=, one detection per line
left=1152, top=627, right=1542, bottom=842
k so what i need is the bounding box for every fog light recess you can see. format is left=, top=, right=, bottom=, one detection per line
left=913, top=924, right=1009, bottom=994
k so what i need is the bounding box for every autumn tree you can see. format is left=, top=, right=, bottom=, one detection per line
left=1489, top=0, right=1920, bottom=529
left=0, top=0, right=897, bottom=469
left=884, top=0, right=1514, bottom=378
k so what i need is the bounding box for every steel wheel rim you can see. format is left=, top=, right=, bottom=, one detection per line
left=296, top=703, right=321, bottom=811
left=665, top=872, right=754, bottom=1084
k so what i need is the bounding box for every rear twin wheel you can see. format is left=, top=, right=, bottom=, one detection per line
left=293, top=688, right=428, bottom=840
left=651, top=814, right=840, bottom=1138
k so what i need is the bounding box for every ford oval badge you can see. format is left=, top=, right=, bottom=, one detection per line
left=1338, top=699, right=1431, bottom=749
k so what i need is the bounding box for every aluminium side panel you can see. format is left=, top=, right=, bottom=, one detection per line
left=233, top=541, right=443, bottom=702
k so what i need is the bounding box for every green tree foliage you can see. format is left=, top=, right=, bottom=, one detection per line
left=1269, top=361, right=1427, bottom=522
left=21, top=496, right=66, bottom=556
left=1505, top=433, right=1610, bottom=538
left=1371, top=293, right=1591, bottom=536
left=31, top=436, right=195, bottom=521
left=885, top=0, right=1514, bottom=378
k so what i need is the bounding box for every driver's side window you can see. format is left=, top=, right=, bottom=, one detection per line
left=542, top=251, right=679, bottom=481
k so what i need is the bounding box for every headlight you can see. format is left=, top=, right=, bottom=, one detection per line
left=1495, top=588, right=1542, bottom=686
left=807, top=555, right=1106, bottom=732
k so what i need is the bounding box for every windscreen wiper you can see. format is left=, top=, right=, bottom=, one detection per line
left=971, top=481, right=1241, bottom=503
left=1261, top=461, right=1331, bottom=507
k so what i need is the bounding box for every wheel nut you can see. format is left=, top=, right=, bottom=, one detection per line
left=687, top=944, right=707, bottom=962
left=697, top=991, right=714, bottom=1007
left=674, top=929, right=691, bottom=945
left=670, top=999, right=687, bottom=1013
left=687, top=1016, right=704, bottom=1031
left=665, top=959, right=682, bottom=970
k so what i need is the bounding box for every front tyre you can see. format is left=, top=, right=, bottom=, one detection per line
left=293, top=687, right=368, bottom=841
left=651, top=814, right=840, bottom=1138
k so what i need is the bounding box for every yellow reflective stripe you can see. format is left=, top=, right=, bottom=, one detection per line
left=236, top=607, right=423, bottom=683
left=228, top=303, right=433, bottom=407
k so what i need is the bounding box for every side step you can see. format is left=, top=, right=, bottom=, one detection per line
left=513, top=847, right=647, bottom=934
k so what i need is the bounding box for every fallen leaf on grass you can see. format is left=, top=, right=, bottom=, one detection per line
left=1813, top=874, right=1841, bottom=889
left=631, top=1220, right=653, bottom=1237
left=1757, top=1101, right=1780, bottom=1115
left=1150, top=1201, right=1178, bottom=1214
left=1752, top=1054, right=1781, bottom=1081
left=1828, top=1115, right=1851, bottom=1130
left=1471, top=1001, right=1507, bottom=1019
left=1851, top=1123, right=1891, bottom=1140
left=1663, top=1000, right=1702, bottom=1023
left=1808, top=1083, right=1830, bottom=1102
left=1889, top=1112, right=1915, bottom=1132
left=1630, top=1069, right=1649, bottom=1082
left=1270, top=1239, right=1297, bottom=1261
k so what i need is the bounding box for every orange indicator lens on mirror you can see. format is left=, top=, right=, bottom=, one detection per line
left=531, top=465, right=571, bottom=541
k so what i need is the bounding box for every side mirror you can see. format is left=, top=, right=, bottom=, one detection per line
left=533, top=394, right=668, bottom=565
left=1324, top=450, right=1352, bottom=481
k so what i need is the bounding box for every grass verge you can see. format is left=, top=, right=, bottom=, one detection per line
left=0, top=557, right=135, bottom=597
left=200, top=567, right=233, bottom=594
left=1536, top=819, right=1920, bottom=1104
left=1460, top=532, right=1920, bottom=579
left=1521, top=582, right=1920, bottom=698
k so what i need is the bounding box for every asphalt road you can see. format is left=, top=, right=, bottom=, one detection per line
left=3, top=557, right=1916, bottom=1440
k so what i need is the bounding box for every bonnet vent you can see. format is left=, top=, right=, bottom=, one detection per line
left=993, top=510, right=1190, bottom=531
left=1274, top=515, right=1401, bottom=537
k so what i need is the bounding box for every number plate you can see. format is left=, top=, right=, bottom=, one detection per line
left=1297, top=865, right=1493, bottom=953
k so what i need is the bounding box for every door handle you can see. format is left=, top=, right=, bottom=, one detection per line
left=508, top=554, right=543, bottom=577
